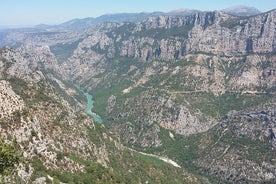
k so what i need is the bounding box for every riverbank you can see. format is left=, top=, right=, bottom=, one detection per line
left=76, top=85, right=103, bottom=123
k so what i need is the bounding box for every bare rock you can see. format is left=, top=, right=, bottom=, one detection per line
left=0, top=80, right=24, bottom=119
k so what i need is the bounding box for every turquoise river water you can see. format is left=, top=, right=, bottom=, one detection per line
left=76, top=85, right=103, bottom=123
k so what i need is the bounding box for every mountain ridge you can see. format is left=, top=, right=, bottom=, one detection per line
left=57, top=9, right=275, bottom=182
left=0, top=6, right=276, bottom=183
left=0, top=46, right=204, bottom=183
left=0, top=5, right=266, bottom=31
left=223, top=5, right=262, bottom=16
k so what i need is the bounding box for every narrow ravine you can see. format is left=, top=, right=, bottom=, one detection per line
left=76, top=85, right=103, bottom=123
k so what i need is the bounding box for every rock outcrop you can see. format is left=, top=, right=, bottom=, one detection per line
left=61, top=9, right=275, bottom=94
left=1, top=8, right=276, bottom=183
left=0, top=80, right=24, bottom=119
left=196, top=99, right=276, bottom=183
left=0, top=47, right=202, bottom=183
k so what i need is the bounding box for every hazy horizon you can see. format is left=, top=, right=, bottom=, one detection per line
left=1, top=0, right=276, bottom=27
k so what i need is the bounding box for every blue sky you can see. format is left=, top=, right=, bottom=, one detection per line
left=1, top=0, right=275, bottom=26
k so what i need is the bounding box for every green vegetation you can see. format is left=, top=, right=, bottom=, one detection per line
left=213, top=120, right=276, bottom=164
left=136, top=127, right=223, bottom=183
left=232, top=137, right=274, bottom=163
left=1, top=59, right=13, bottom=79
left=183, top=92, right=272, bottom=118
left=87, top=123, right=106, bottom=146
left=108, top=149, right=198, bottom=184
left=153, top=128, right=201, bottom=168
left=8, top=77, right=62, bottom=108
left=30, top=157, right=48, bottom=181
left=107, top=22, right=136, bottom=40
left=135, top=25, right=193, bottom=40
left=90, top=58, right=144, bottom=117
left=220, top=18, right=248, bottom=29
left=8, top=77, right=30, bottom=100
left=33, top=82, right=57, bottom=104
left=53, top=111, right=68, bottom=126
left=49, top=160, right=120, bottom=184
left=46, top=68, right=85, bottom=107
left=50, top=40, right=82, bottom=63
left=0, top=139, right=19, bottom=175
left=219, top=58, right=248, bottom=83
left=142, top=59, right=196, bottom=90
left=143, top=119, right=276, bottom=183
left=29, top=141, right=199, bottom=183
left=91, top=78, right=131, bottom=118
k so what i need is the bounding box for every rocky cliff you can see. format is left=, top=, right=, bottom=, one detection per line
left=0, top=47, right=203, bottom=183
left=195, top=99, right=276, bottom=183
left=0, top=8, right=276, bottom=183
left=57, top=9, right=276, bottom=183
left=62, top=9, right=275, bottom=92
left=62, top=9, right=276, bottom=61
left=0, top=80, right=24, bottom=119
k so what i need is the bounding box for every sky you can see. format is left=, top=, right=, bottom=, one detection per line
left=1, top=0, right=276, bottom=26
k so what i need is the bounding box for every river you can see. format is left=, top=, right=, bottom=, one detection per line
left=76, top=85, right=103, bottom=123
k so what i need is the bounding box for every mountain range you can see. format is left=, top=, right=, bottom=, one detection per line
left=0, top=5, right=276, bottom=183
left=222, top=5, right=262, bottom=16
left=0, top=5, right=264, bottom=31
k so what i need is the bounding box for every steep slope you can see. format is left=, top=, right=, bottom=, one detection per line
left=0, top=47, right=204, bottom=183
left=195, top=100, right=276, bottom=183
left=63, top=9, right=276, bottom=91
left=1, top=8, right=276, bottom=183
left=61, top=9, right=275, bottom=135
left=140, top=99, right=276, bottom=183
left=57, top=9, right=276, bottom=183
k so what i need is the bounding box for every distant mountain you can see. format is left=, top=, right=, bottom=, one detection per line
left=1, top=6, right=263, bottom=31
left=0, top=25, right=17, bottom=30
left=95, top=12, right=162, bottom=23
left=58, top=10, right=201, bottom=30
left=167, top=8, right=201, bottom=16
left=59, top=12, right=163, bottom=30
left=223, top=5, right=262, bottom=16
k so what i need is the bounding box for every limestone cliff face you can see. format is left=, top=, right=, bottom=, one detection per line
left=0, top=45, right=58, bottom=82
left=67, top=10, right=275, bottom=64
left=59, top=10, right=276, bottom=146
left=0, top=80, right=24, bottom=119
left=187, top=10, right=276, bottom=55
left=133, top=10, right=276, bottom=57
left=0, top=47, right=113, bottom=182
left=1, top=47, right=200, bottom=184
left=17, top=44, right=58, bottom=71
left=1, top=9, right=276, bottom=184
left=56, top=10, right=276, bottom=183
left=63, top=9, right=275, bottom=94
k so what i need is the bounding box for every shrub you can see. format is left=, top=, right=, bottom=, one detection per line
left=0, top=139, right=19, bottom=175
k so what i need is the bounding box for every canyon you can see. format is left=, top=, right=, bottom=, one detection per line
left=0, top=7, right=275, bottom=183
